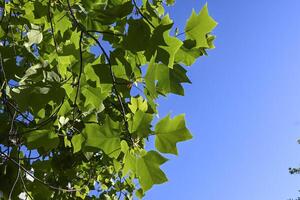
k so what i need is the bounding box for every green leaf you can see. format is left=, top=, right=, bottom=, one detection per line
left=0, top=0, right=217, bottom=197
left=136, top=151, right=168, bottom=191
left=148, top=15, right=183, bottom=68
left=53, top=10, right=72, bottom=36
left=10, top=83, right=65, bottom=116
left=91, top=0, right=133, bottom=25
left=144, top=54, right=158, bottom=99
left=185, top=4, right=217, bottom=48
left=158, top=29, right=183, bottom=68
left=129, top=110, right=153, bottom=137
left=155, top=114, right=192, bottom=155
left=175, top=44, right=203, bottom=66
left=71, top=134, right=85, bottom=153
left=83, top=116, right=121, bottom=158
left=135, top=188, right=145, bottom=199
left=128, top=96, right=148, bottom=113
left=122, top=149, right=137, bottom=176
left=123, top=19, right=151, bottom=52
left=81, top=84, right=108, bottom=109
left=57, top=55, right=74, bottom=77
left=25, top=29, right=43, bottom=47
left=156, top=64, right=191, bottom=96
left=82, top=0, right=108, bottom=10
left=166, top=0, right=175, bottom=5
left=24, top=129, right=59, bottom=151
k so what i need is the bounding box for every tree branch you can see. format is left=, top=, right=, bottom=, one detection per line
left=66, top=0, right=130, bottom=134
left=73, top=31, right=83, bottom=109
left=132, top=0, right=155, bottom=29
left=0, top=151, right=79, bottom=193
left=87, top=30, right=124, bottom=37
left=48, top=0, right=59, bottom=54
left=8, top=148, right=21, bottom=200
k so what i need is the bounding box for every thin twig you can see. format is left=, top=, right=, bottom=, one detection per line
left=73, top=31, right=83, bottom=108
left=9, top=111, right=16, bottom=130
left=8, top=148, right=21, bottom=200
left=0, top=151, right=79, bottom=193
left=175, top=31, right=186, bottom=37
left=66, top=0, right=84, bottom=30
left=48, top=0, right=58, bottom=54
left=20, top=171, right=34, bottom=200
left=3, top=10, right=12, bottom=46
left=132, top=0, right=155, bottom=29
left=19, top=98, right=64, bottom=135
left=86, top=31, right=129, bottom=129
left=5, top=100, right=33, bottom=124
left=66, top=0, right=129, bottom=132
left=9, top=16, right=16, bottom=55
left=88, top=30, right=124, bottom=37
left=19, top=154, right=42, bottom=161
left=0, top=3, right=5, bottom=25
left=0, top=52, right=7, bottom=83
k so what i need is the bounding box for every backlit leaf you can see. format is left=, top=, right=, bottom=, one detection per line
left=155, top=114, right=192, bottom=155
left=185, top=4, right=217, bottom=48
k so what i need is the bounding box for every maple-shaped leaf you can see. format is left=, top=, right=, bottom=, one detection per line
left=136, top=151, right=168, bottom=191
left=155, top=114, right=192, bottom=155
left=146, top=15, right=183, bottom=68
left=185, top=4, right=217, bottom=48
left=83, top=116, right=122, bottom=158
left=156, top=64, right=191, bottom=96
left=24, top=129, right=59, bottom=151
left=129, top=110, right=153, bottom=137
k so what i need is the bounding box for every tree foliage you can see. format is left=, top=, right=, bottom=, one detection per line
left=0, top=0, right=217, bottom=199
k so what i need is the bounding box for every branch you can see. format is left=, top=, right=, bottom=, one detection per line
left=0, top=52, right=7, bottom=85
left=19, top=98, right=64, bottom=135
left=8, top=148, right=20, bottom=200
left=66, top=0, right=84, bottom=31
left=4, top=100, right=33, bottom=125
left=0, top=151, right=79, bottom=193
left=9, top=111, right=17, bottom=135
left=0, top=2, right=5, bottom=25
left=66, top=0, right=129, bottom=132
left=48, top=0, right=59, bottom=54
left=132, top=0, right=155, bottom=29
left=20, top=171, right=33, bottom=200
left=87, top=30, right=124, bottom=37
left=86, top=31, right=129, bottom=129
left=19, top=154, right=43, bottom=161
left=73, top=31, right=83, bottom=109
left=8, top=14, right=16, bottom=55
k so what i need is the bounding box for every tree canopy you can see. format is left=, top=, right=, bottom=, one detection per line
left=0, top=0, right=217, bottom=199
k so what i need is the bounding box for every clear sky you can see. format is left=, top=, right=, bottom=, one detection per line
left=145, top=0, right=300, bottom=199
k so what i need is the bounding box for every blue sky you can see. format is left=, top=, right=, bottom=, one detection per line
left=145, top=0, right=300, bottom=199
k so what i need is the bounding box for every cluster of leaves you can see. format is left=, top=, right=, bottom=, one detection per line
left=0, top=0, right=216, bottom=199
